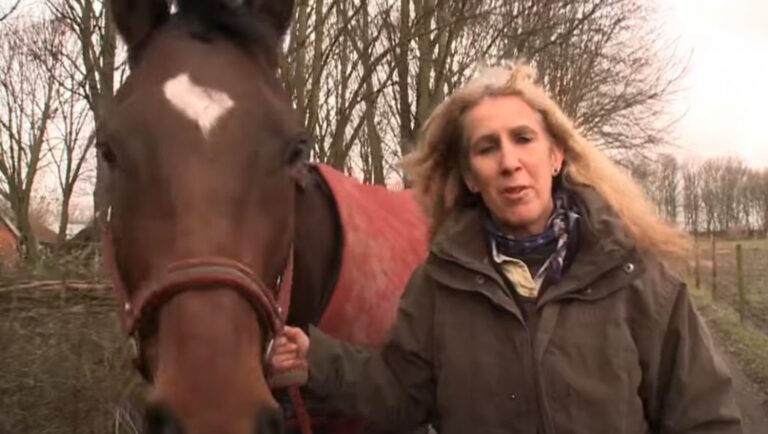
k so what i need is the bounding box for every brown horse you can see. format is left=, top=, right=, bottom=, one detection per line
left=100, top=1, right=427, bottom=433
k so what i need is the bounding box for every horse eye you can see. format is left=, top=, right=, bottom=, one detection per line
left=98, top=142, right=118, bottom=168
left=285, top=135, right=310, bottom=167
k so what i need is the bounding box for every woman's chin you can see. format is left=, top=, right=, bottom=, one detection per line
left=496, top=215, right=540, bottom=236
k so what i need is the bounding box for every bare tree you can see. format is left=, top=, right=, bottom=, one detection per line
left=683, top=158, right=767, bottom=237
left=715, top=157, right=746, bottom=232
left=13, top=5, right=98, bottom=243
left=281, top=0, right=328, bottom=160
left=47, top=0, right=119, bottom=223
left=500, top=0, right=683, bottom=158
left=359, top=0, right=386, bottom=184
left=682, top=161, right=701, bottom=233
left=759, top=169, right=768, bottom=236
left=737, top=169, right=756, bottom=233
left=282, top=1, right=403, bottom=179
left=48, top=75, right=95, bottom=243
left=0, top=0, right=20, bottom=23
left=699, top=159, right=722, bottom=234
left=744, top=168, right=768, bottom=235
left=626, top=155, right=657, bottom=200
left=388, top=0, right=497, bottom=161
left=0, top=18, right=65, bottom=260
left=655, top=154, right=680, bottom=223
left=278, top=0, right=681, bottom=185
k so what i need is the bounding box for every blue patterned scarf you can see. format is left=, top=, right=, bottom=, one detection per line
left=484, top=190, right=580, bottom=285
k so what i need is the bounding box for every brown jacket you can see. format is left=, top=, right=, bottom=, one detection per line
left=307, top=186, right=742, bottom=434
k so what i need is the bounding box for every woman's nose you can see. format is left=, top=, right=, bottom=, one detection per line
left=498, top=143, right=522, bottom=172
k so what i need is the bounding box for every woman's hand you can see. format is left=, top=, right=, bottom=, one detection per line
left=270, top=326, right=310, bottom=373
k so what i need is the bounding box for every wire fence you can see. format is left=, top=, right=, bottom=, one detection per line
left=691, top=237, right=768, bottom=334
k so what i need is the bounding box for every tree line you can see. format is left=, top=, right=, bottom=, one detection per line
left=634, top=154, right=768, bottom=236
left=0, top=0, right=679, bottom=260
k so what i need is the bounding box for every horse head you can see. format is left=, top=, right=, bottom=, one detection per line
left=100, top=0, right=302, bottom=432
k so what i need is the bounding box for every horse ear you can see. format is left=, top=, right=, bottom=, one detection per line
left=253, top=0, right=295, bottom=38
left=111, top=0, right=170, bottom=58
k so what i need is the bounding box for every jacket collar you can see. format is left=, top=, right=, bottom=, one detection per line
left=426, top=206, right=523, bottom=316
left=426, top=184, right=644, bottom=306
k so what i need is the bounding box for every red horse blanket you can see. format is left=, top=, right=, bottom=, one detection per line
left=315, top=164, right=429, bottom=348
left=276, top=165, right=429, bottom=433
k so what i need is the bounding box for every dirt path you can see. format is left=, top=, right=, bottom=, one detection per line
left=712, top=334, right=768, bottom=433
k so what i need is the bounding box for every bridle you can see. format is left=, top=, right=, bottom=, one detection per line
left=99, top=206, right=294, bottom=380
left=98, top=171, right=316, bottom=434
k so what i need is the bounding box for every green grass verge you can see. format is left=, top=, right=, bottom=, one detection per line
left=691, top=283, right=768, bottom=392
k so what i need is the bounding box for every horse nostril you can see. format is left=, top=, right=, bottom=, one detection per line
left=145, top=403, right=184, bottom=434
left=256, top=407, right=284, bottom=434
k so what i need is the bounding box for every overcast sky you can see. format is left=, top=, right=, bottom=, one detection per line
left=661, top=0, right=768, bottom=167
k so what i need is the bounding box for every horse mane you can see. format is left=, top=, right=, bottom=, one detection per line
left=175, top=0, right=283, bottom=62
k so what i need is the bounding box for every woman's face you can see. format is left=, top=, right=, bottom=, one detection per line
left=462, top=95, right=564, bottom=237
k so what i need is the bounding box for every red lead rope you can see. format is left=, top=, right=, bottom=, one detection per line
left=272, top=251, right=314, bottom=434
left=289, top=386, right=314, bottom=434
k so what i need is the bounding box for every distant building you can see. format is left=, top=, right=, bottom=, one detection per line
left=0, top=214, right=21, bottom=268
left=0, top=214, right=66, bottom=268
left=66, top=222, right=88, bottom=239
left=32, top=219, right=59, bottom=246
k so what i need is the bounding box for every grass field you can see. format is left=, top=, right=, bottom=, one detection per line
left=0, top=282, right=145, bottom=434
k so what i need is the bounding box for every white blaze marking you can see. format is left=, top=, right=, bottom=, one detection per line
left=163, top=73, right=235, bottom=139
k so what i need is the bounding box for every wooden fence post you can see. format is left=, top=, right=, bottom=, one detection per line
left=711, top=234, right=717, bottom=299
left=736, top=243, right=745, bottom=324
left=694, top=236, right=700, bottom=289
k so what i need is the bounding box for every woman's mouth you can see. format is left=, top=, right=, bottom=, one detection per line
left=501, top=186, right=530, bottom=200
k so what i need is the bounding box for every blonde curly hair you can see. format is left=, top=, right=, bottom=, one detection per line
left=401, top=62, right=691, bottom=260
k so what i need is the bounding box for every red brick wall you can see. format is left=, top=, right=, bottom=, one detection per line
left=0, top=222, right=20, bottom=269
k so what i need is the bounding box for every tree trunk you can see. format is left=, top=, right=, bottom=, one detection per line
left=397, top=0, right=414, bottom=158
left=58, top=188, right=73, bottom=244
left=305, top=0, right=325, bottom=158
left=92, top=0, right=117, bottom=223
left=361, top=0, right=385, bottom=185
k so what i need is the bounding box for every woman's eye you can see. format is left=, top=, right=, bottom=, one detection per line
left=515, top=134, right=533, bottom=144
left=474, top=140, right=498, bottom=155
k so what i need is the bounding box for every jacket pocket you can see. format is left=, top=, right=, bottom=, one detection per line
left=542, top=313, right=646, bottom=434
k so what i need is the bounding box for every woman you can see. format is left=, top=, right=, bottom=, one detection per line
left=271, top=64, right=742, bottom=433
